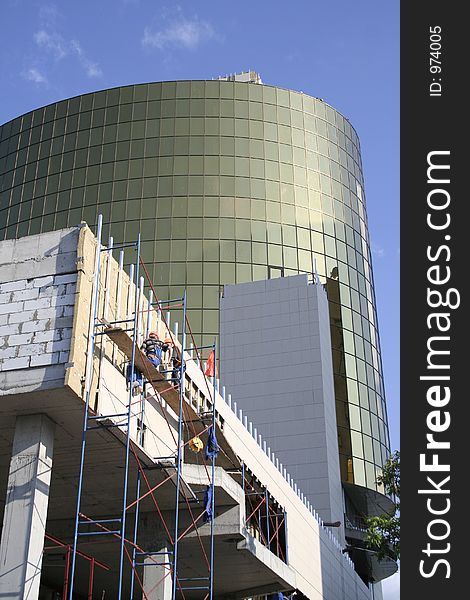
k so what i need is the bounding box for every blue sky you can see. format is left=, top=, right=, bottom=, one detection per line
left=1, top=1, right=399, bottom=593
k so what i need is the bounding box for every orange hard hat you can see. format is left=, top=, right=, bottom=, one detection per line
left=149, top=331, right=159, bottom=339
left=164, top=337, right=173, bottom=345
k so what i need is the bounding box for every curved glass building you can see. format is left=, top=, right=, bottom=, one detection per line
left=0, top=79, right=390, bottom=500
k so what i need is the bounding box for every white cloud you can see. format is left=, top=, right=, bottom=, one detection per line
left=38, top=4, right=61, bottom=28
left=24, top=67, right=47, bottom=84
left=143, top=16, right=217, bottom=50
left=371, top=243, right=385, bottom=258
left=32, top=28, right=102, bottom=79
left=85, top=62, right=102, bottom=78
left=381, top=570, right=400, bottom=599
left=71, top=40, right=102, bottom=78
left=70, top=39, right=83, bottom=57
left=34, top=29, right=67, bottom=60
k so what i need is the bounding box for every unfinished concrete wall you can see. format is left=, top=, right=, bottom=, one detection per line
left=219, top=275, right=344, bottom=539
left=65, top=224, right=168, bottom=401
left=0, top=228, right=80, bottom=395
left=63, top=224, right=180, bottom=457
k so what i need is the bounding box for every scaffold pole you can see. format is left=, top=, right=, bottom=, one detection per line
left=171, top=288, right=187, bottom=599
left=68, top=214, right=103, bottom=600
left=117, top=233, right=141, bottom=600
left=209, top=338, right=217, bottom=600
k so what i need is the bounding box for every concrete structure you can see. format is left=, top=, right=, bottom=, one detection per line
left=0, top=226, right=386, bottom=599
left=218, top=70, right=263, bottom=84
left=220, top=275, right=343, bottom=537
left=0, top=415, right=55, bottom=598
left=219, top=275, right=396, bottom=588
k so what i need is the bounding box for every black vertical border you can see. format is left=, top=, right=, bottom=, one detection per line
left=401, top=3, right=466, bottom=598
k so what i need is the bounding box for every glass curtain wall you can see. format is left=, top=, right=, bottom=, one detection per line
left=0, top=80, right=390, bottom=492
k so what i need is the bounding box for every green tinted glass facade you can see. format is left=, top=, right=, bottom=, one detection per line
left=0, top=80, right=390, bottom=492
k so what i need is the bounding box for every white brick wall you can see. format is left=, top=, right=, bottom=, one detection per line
left=0, top=272, right=77, bottom=374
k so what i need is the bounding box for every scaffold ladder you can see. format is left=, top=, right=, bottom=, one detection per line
left=68, top=215, right=142, bottom=600
left=67, top=214, right=219, bottom=600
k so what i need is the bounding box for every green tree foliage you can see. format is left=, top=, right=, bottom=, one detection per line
left=365, top=451, right=400, bottom=561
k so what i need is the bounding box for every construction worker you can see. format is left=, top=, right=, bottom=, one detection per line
left=125, top=363, right=143, bottom=396
left=141, top=332, right=169, bottom=370
left=162, top=337, right=174, bottom=376
left=171, top=350, right=182, bottom=388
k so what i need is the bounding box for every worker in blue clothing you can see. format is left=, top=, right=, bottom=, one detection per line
left=125, top=363, right=143, bottom=396
left=170, top=345, right=184, bottom=388
left=141, top=331, right=168, bottom=370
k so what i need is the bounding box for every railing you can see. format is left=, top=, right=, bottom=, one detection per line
left=344, top=513, right=368, bottom=532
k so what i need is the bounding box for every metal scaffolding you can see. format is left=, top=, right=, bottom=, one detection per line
left=67, top=215, right=219, bottom=599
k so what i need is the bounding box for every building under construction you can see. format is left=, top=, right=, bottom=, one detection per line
left=0, top=73, right=397, bottom=599
left=0, top=223, right=395, bottom=600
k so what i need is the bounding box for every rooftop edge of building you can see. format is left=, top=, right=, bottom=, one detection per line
left=0, top=78, right=360, bottom=142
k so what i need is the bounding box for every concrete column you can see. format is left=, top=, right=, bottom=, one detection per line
left=0, top=414, right=55, bottom=599
left=372, top=582, right=384, bottom=600
left=142, top=546, right=172, bottom=600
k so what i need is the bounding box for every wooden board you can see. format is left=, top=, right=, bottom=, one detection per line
left=104, top=328, right=239, bottom=469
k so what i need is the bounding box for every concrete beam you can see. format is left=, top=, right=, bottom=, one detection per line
left=0, top=414, right=55, bottom=599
